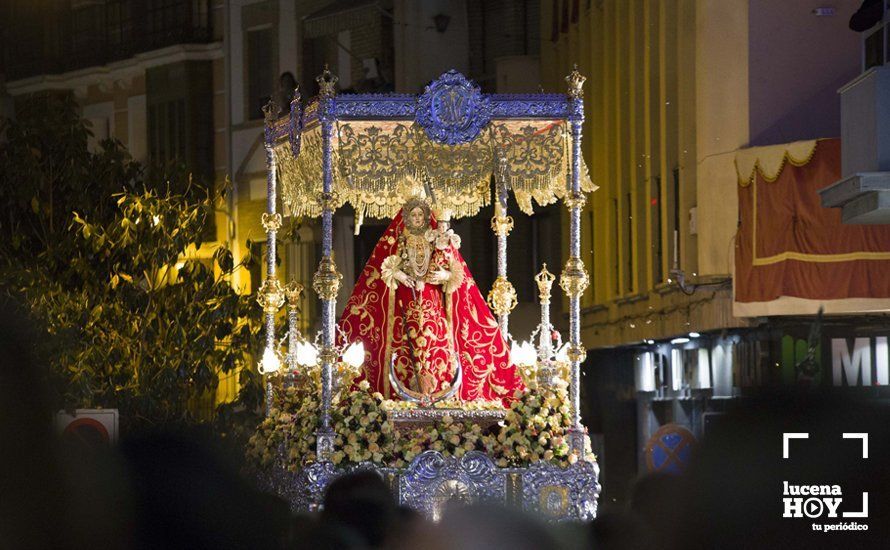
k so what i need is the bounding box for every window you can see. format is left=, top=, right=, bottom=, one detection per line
left=148, top=0, right=188, bottom=45
left=71, top=5, right=99, bottom=50
left=864, top=24, right=885, bottom=70
left=247, top=27, right=274, bottom=120
left=106, top=0, right=132, bottom=51
left=625, top=191, right=633, bottom=293
left=71, top=3, right=104, bottom=67
left=612, top=198, right=619, bottom=295
left=651, top=176, right=663, bottom=283
left=671, top=167, right=681, bottom=271
left=147, top=99, right=187, bottom=166
left=248, top=240, right=286, bottom=294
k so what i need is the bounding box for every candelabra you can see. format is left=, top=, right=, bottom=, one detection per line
left=511, top=264, right=570, bottom=392
left=257, top=275, right=364, bottom=404
left=282, top=280, right=305, bottom=387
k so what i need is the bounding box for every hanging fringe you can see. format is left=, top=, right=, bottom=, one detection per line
left=275, top=121, right=598, bottom=219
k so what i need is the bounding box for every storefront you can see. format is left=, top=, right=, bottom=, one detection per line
left=582, top=315, right=890, bottom=505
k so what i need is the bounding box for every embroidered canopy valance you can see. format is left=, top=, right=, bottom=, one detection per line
left=267, top=70, right=595, bottom=220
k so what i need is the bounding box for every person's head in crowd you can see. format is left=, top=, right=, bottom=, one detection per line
left=0, top=296, right=134, bottom=549
left=321, top=470, right=398, bottom=548
left=589, top=509, right=657, bottom=550
left=416, top=503, right=561, bottom=550
left=672, top=392, right=890, bottom=550
left=293, top=518, right=369, bottom=550
left=628, top=471, right=683, bottom=542
left=119, top=429, right=291, bottom=549
left=0, top=295, right=70, bottom=548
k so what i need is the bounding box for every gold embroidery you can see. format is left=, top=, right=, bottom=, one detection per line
left=276, top=120, right=597, bottom=220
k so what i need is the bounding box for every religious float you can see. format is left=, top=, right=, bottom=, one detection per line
left=247, top=67, right=600, bottom=522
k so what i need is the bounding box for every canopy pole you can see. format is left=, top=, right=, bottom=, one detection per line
left=488, top=157, right=517, bottom=339
left=561, top=67, right=590, bottom=456
left=258, top=101, right=285, bottom=417
left=313, top=67, right=342, bottom=462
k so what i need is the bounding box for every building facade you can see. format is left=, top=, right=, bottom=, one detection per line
left=1, top=0, right=553, bottom=404
left=541, top=0, right=890, bottom=506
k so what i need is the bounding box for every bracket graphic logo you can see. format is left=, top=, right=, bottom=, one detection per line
left=782, top=432, right=869, bottom=532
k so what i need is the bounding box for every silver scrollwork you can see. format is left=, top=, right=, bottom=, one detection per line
left=400, top=451, right=506, bottom=520
left=257, top=450, right=601, bottom=522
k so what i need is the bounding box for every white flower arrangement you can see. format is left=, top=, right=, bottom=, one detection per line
left=246, top=382, right=595, bottom=471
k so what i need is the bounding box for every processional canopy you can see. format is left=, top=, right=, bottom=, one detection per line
left=269, top=70, right=596, bottom=220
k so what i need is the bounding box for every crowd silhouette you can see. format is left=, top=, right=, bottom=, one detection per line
left=3, top=294, right=888, bottom=549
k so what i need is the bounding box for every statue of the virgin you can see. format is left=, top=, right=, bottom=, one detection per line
left=338, top=198, right=524, bottom=404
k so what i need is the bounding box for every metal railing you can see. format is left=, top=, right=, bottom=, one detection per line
left=5, top=0, right=212, bottom=82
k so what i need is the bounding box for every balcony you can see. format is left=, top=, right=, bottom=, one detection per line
left=820, top=65, right=890, bottom=224
left=4, top=0, right=212, bottom=82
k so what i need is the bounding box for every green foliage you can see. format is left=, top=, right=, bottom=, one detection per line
left=0, top=94, right=140, bottom=257
left=0, top=94, right=264, bottom=430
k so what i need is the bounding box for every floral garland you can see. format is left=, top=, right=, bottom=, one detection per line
left=246, top=379, right=594, bottom=472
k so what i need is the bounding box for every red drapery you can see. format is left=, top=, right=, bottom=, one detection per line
left=735, top=138, right=890, bottom=305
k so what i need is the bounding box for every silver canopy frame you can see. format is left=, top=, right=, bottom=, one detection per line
left=258, top=68, right=591, bottom=459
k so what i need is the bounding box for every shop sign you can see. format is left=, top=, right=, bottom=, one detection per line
left=831, top=337, right=889, bottom=387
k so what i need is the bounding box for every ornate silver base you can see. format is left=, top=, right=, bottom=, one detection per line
left=255, top=450, right=600, bottom=522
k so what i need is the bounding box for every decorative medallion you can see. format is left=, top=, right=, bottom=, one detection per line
left=521, top=460, right=600, bottom=522
left=315, top=430, right=337, bottom=462
left=566, top=343, right=587, bottom=364
left=564, top=191, right=588, bottom=210
left=535, top=264, right=556, bottom=304
left=316, top=65, right=338, bottom=98
left=262, top=99, right=279, bottom=125
left=261, top=212, right=282, bottom=233
left=539, top=485, right=569, bottom=518
left=416, top=70, right=491, bottom=145
left=432, top=479, right=471, bottom=521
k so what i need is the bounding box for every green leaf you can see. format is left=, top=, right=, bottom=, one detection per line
left=3, top=100, right=264, bottom=432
